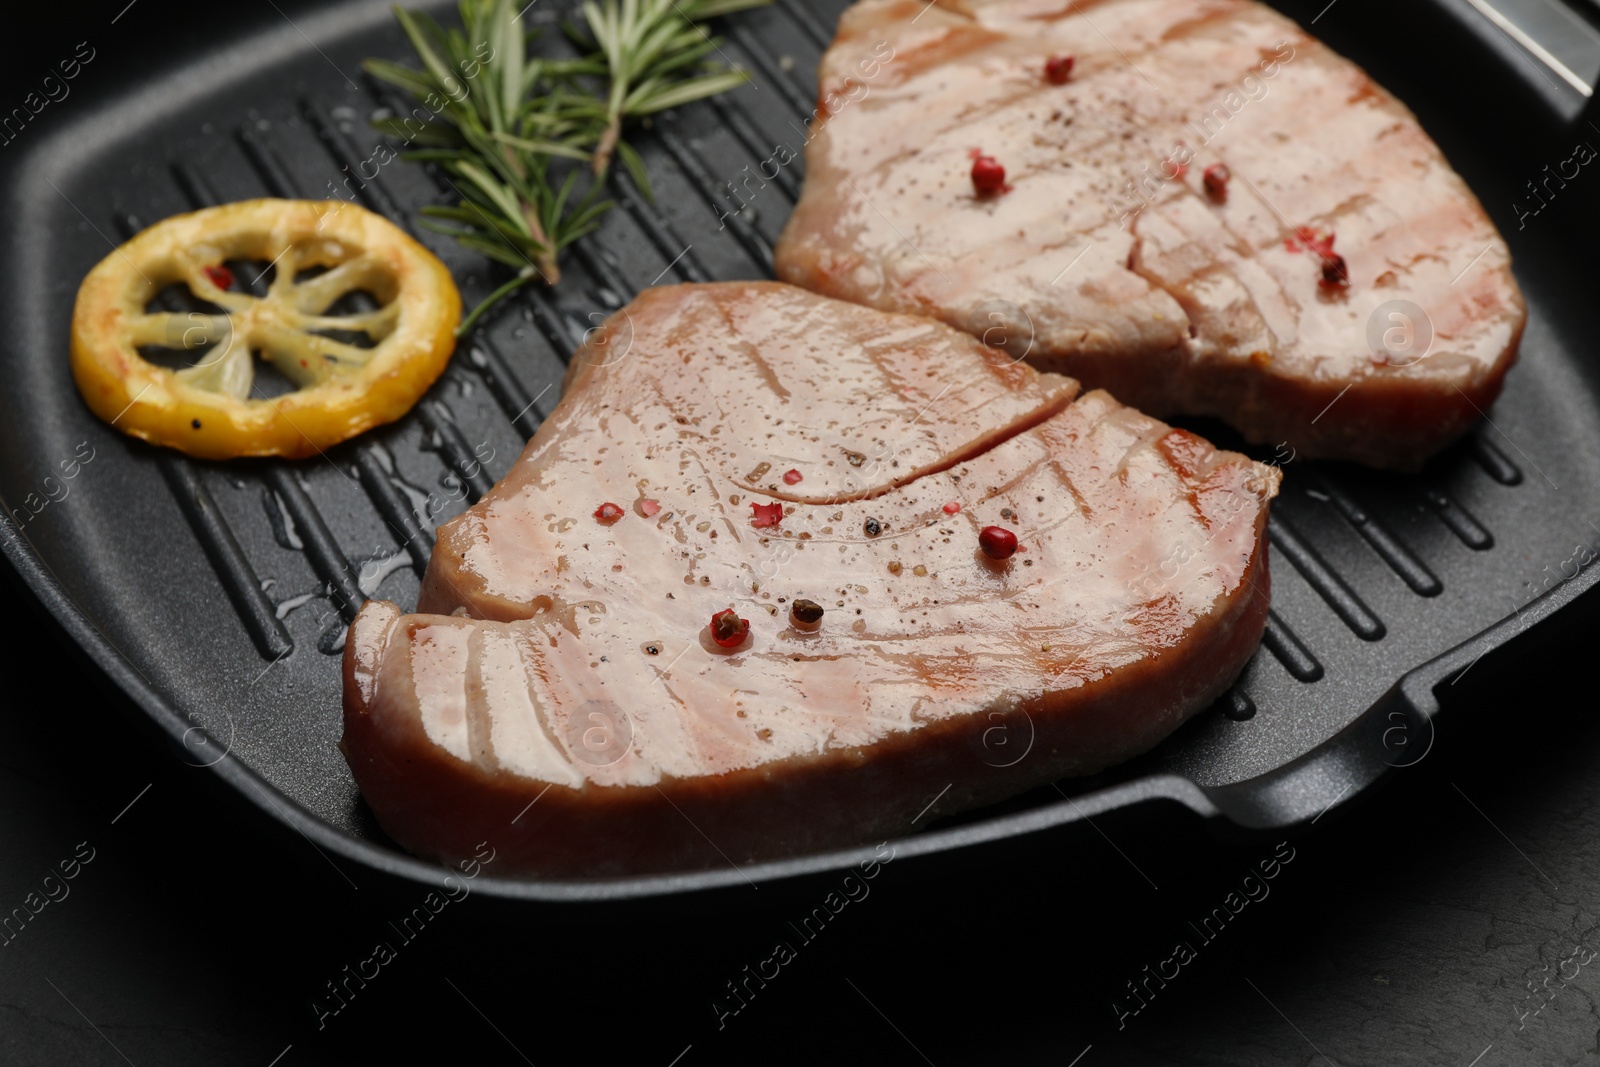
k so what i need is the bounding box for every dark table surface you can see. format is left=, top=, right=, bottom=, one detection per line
left=5, top=1, right=1600, bottom=1064
left=4, top=552, right=1597, bottom=1067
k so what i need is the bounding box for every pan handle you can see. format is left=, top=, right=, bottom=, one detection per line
left=1455, top=0, right=1599, bottom=98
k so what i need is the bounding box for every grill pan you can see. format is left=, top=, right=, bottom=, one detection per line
left=3, top=0, right=1597, bottom=901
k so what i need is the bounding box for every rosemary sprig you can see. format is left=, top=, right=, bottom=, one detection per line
left=366, top=1, right=605, bottom=303
left=365, top=0, right=769, bottom=335
left=569, top=0, right=772, bottom=180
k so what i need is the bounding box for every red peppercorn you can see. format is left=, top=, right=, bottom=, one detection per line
left=783, top=469, right=803, bottom=485
left=971, top=155, right=1007, bottom=196
left=203, top=264, right=234, bottom=290
left=979, top=525, right=1019, bottom=560
left=1044, top=54, right=1075, bottom=84
left=594, top=502, right=624, bottom=525
left=750, top=501, right=784, bottom=528
left=710, top=608, right=750, bottom=649
left=1203, top=163, right=1230, bottom=200
left=1319, top=254, right=1350, bottom=289
left=943, top=501, right=962, bottom=515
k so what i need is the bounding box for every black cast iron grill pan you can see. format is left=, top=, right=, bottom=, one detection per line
left=2, top=0, right=1598, bottom=900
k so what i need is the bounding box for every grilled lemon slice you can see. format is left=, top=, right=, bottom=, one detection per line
left=71, top=198, right=460, bottom=459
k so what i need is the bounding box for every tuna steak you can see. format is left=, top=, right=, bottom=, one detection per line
left=773, top=0, right=1526, bottom=468
left=342, top=282, right=1280, bottom=876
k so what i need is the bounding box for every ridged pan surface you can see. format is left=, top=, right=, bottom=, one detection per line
left=2, top=0, right=1596, bottom=899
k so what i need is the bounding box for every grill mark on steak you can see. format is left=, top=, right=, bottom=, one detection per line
left=759, top=368, right=1077, bottom=507
left=1125, top=212, right=1204, bottom=344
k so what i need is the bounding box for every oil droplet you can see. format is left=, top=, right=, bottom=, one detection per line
left=1225, top=691, right=1257, bottom=721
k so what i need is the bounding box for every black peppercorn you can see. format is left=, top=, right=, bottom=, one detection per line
left=790, top=599, right=825, bottom=632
